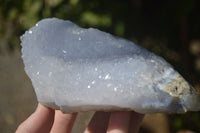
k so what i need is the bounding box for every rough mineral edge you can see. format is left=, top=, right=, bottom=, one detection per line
left=21, top=18, right=200, bottom=114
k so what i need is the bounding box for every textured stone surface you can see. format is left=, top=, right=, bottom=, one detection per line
left=21, top=18, right=200, bottom=113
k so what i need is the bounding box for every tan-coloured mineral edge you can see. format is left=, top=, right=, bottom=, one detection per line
left=160, top=75, right=197, bottom=97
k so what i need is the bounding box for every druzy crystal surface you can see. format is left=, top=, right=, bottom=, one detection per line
left=21, top=18, right=200, bottom=113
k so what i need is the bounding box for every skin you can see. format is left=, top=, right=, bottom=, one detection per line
left=16, top=104, right=144, bottom=133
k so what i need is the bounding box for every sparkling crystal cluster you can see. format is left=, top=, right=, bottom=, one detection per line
left=21, top=18, right=200, bottom=113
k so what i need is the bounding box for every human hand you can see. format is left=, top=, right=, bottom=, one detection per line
left=16, top=103, right=144, bottom=133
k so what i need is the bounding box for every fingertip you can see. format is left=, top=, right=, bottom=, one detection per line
left=107, top=111, right=132, bottom=133
left=50, top=110, right=77, bottom=133
left=84, top=111, right=110, bottom=133
left=16, top=103, right=55, bottom=133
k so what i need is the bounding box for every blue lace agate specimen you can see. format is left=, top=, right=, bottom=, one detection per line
left=21, top=18, right=200, bottom=113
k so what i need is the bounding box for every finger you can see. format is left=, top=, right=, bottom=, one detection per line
left=50, top=110, right=77, bottom=133
left=16, top=103, right=55, bottom=133
left=129, top=111, right=144, bottom=133
left=84, top=111, right=110, bottom=133
left=107, top=111, right=132, bottom=133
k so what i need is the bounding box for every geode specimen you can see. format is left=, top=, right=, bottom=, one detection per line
left=21, top=18, right=200, bottom=113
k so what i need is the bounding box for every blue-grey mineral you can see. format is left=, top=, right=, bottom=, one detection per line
left=21, top=18, right=200, bottom=113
